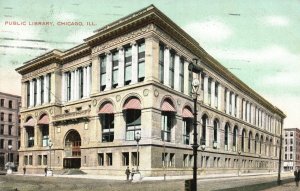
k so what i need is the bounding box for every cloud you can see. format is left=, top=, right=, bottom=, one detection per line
left=53, top=12, right=78, bottom=21
left=261, top=72, right=300, bottom=87
left=263, top=15, right=289, bottom=26
left=184, top=19, right=233, bottom=43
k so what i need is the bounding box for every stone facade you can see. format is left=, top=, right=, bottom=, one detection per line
left=0, top=92, right=21, bottom=169
left=16, top=5, right=286, bottom=176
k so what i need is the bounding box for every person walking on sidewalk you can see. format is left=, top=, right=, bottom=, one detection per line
left=125, top=167, right=131, bottom=181
left=294, top=167, right=300, bottom=187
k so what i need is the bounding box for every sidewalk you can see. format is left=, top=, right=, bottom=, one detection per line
left=12, top=171, right=293, bottom=182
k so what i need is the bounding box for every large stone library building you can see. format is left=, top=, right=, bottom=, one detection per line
left=16, top=5, right=285, bottom=176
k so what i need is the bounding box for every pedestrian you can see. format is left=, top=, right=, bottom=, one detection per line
left=23, top=166, right=26, bottom=175
left=131, top=168, right=135, bottom=180
left=294, top=167, right=300, bottom=187
left=44, top=167, right=48, bottom=176
left=125, top=167, right=131, bottom=181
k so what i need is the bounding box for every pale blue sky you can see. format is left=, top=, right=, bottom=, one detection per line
left=0, top=0, right=299, bottom=128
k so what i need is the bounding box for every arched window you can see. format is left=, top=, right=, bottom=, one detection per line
left=242, top=129, right=246, bottom=152
left=24, top=117, right=35, bottom=148
left=98, top=102, right=114, bottom=142
left=265, top=137, right=269, bottom=156
left=270, top=138, right=273, bottom=156
left=161, top=98, right=176, bottom=142
left=182, top=106, right=193, bottom=145
left=224, top=123, right=230, bottom=151
left=37, top=114, right=49, bottom=147
left=201, top=114, right=208, bottom=145
left=124, top=97, right=141, bottom=141
left=255, top=134, right=259, bottom=154
left=233, top=126, right=238, bottom=152
left=248, top=131, right=252, bottom=153
left=213, top=119, right=219, bottom=149
left=260, top=135, right=264, bottom=154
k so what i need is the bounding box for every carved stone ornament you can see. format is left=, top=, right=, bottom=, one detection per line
left=154, top=89, right=159, bottom=97
left=143, top=89, right=149, bottom=96
left=116, top=95, right=121, bottom=102
left=23, top=63, right=56, bottom=79
left=92, top=99, right=97, bottom=106
left=35, top=112, right=38, bottom=117
left=177, top=99, right=181, bottom=106
left=49, top=108, right=53, bottom=114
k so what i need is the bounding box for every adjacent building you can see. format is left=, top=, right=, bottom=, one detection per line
left=16, top=5, right=286, bottom=176
left=0, top=92, right=21, bottom=169
left=283, top=128, right=300, bottom=171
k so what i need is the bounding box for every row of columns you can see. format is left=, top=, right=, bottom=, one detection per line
left=28, top=74, right=50, bottom=107
left=62, top=65, right=91, bottom=102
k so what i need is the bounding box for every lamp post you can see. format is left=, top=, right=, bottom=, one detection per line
left=135, top=132, right=141, bottom=172
left=277, top=119, right=284, bottom=185
left=48, top=139, right=53, bottom=176
left=7, top=145, right=12, bottom=174
left=191, top=77, right=200, bottom=191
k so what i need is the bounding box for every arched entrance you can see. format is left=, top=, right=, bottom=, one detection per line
left=63, top=130, right=81, bottom=169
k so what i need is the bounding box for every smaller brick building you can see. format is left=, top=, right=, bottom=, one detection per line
left=283, top=128, right=300, bottom=171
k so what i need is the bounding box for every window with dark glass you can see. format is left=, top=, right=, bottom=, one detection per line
left=224, top=123, right=229, bottom=149
left=33, top=79, right=37, bottom=106
left=40, top=76, right=44, bottom=104
left=100, top=114, right=114, bottom=142
left=98, top=153, right=104, bottom=166
left=179, top=58, right=184, bottom=92
left=125, top=110, right=141, bottom=141
left=208, top=78, right=212, bottom=105
left=112, top=50, right=119, bottom=88
left=124, top=46, right=132, bottom=85
left=106, top=153, right=112, bottom=166
left=215, top=82, right=218, bottom=108
left=122, top=152, right=129, bottom=166
left=224, top=89, right=227, bottom=113
left=100, top=55, right=107, bottom=91
left=0, top=112, right=4, bottom=121
left=138, top=41, right=145, bottom=82
left=26, top=127, right=34, bottom=147
left=47, top=73, right=51, bottom=102
left=169, top=51, right=175, bottom=88
left=0, top=99, right=4, bottom=107
left=78, top=68, right=84, bottom=98
left=8, top=125, right=12, bottom=135
left=8, top=114, right=12, bottom=122
left=0, top=139, right=3, bottom=149
left=159, top=44, right=164, bottom=83
left=0, top=125, right=4, bottom=135
left=67, top=72, right=71, bottom=101
left=26, top=81, right=30, bottom=107
left=8, top=100, right=12, bottom=109
left=183, top=118, right=192, bottom=145
left=229, top=92, right=233, bottom=115
left=161, top=112, right=173, bottom=142
left=213, top=120, right=218, bottom=144
left=201, top=115, right=208, bottom=145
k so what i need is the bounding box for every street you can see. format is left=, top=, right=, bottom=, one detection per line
left=0, top=173, right=295, bottom=191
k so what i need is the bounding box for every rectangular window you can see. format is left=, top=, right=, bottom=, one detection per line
left=183, top=119, right=192, bottom=145
left=0, top=99, right=4, bottom=107
left=0, top=113, right=3, bottom=121
left=33, top=79, right=37, bottom=106
left=179, top=58, right=184, bottom=93
left=100, top=55, right=107, bottom=91
left=169, top=51, right=175, bottom=88
left=132, top=152, right=139, bottom=166
left=8, top=125, right=12, bottom=135
left=215, top=82, right=218, bottom=108
left=8, top=114, right=12, bottom=122
left=159, top=44, right=164, bottom=83
left=112, top=50, right=119, bottom=88
left=138, top=41, right=145, bottom=82
left=125, top=110, right=141, bottom=141
left=0, top=139, right=3, bottom=149
left=43, top=155, right=47, bottom=165
left=161, top=112, right=173, bottom=142
left=98, top=153, right=104, bottom=166
left=48, top=73, right=51, bottom=103
left=124, top=46, right=132, bottom=85
left=224, top=89, right=227, bottom=113
left=27, top=81, right=30, bottom=107
left=24, top=156, right=28, bottom=165
left=162, top=153, right=168, bottom=167
left=235, top=95, right=238, bottom=117
left=101, top=114, right=114, bottom=142
left=8, top=100, right=12, bottom=108
left=29, top=155, right=33, bottom=165
left=106, top=153, right=112, bottom=166
left=169, top=153, right=175, bottom=167
left=183, top=154, right=189, bottom=167
left=78, top=68, right=84, bottom=98
left=40, top=76, right=44, bottom=104
left=290, top=146, right=293, bottom=152
left=122, top=152, right=129, bottom=166
left=290, top=154, right=293, bottom=160
left=37, top=155, right=42, bottom=165
left=291, top=139, right=293, bottom=144
left=0, top=125, right=4, bottom=135
left=67, top=72, right=72, bottom=101
left=201, top=73, right=204, bottom=91
left=208, top=78, right=212, bottom=105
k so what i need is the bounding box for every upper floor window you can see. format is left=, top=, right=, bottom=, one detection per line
left=124, top=98, right=141, bottom=141
left=138, top=41, right=145, bottom=82
left=0, top=112, right=4, bottom=121
left=124, top=46, right=132, bottom=85
left=208, top=78, right=212, bottom=106
left=40, top=76, right=44, bottom=104
left=159, top=44, right=164, bottom=83
left=0, top=125, right=4, bottom=135
left=67, top=72, right=72, bottom=101
left=169, top=51, right=175, bottom=88
left=33, top=79, right=37, bottom=106
left=8, top=114, right=12, bottom=122
left=100, top=55, right=107, bottom=91
left=98, top=102, right=114, bottom=142
left=78, top=67, right=84, bottom=98
left=0, top=99, right=4, bottom=107
left=179, top=58, right=184, bottom=93
left=8, top=100, right=12, bottom=108
left=112, top=50, right=119, bottom=88
left=215, top=82, right=219, bottom=108
left=47, top=73, right=51, bottom=103
left=26, top=81, right=30, bottom=107
left=290, top=132, right=294, bottom=137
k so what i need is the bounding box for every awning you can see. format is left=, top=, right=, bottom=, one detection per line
left=98, top=102, right=114, bottom=114
left=23, top=118, right=35, bottom=127
left=38, top=115, right=49, bottom=125
left=123, top=98, right=141, bottom=110
left=182, top=107, right=193, bottom=118
left=161, top=100, right=176, bottom=112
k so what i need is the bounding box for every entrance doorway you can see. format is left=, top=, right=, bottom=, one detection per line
left=63, top=130, right=81, bottom=169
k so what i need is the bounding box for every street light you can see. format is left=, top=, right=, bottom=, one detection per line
left=7, top=145, right=12, bottom=174
left=277, top=119, right=284, bottom=185
left=192, top=77, right=200, bottom=191
left=48, top=139, right=53, bottom=176
left=135, top=132, right=141, bottom=172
